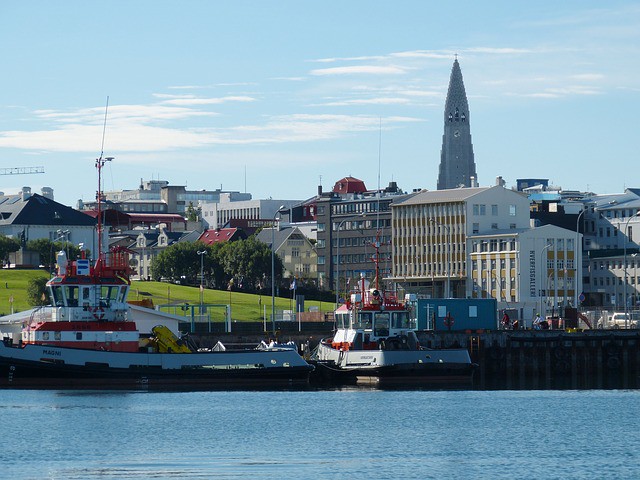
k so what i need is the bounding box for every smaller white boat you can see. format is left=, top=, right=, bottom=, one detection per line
left=311, top=239, right=474, bottom=386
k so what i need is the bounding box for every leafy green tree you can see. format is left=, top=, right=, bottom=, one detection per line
left=26, top=238, right=84, bottom=270
left=0, top=235, right=20, bottom=265
left=223, top=236, right=282, bottom=291
left=27, top=277, right=50, bottom=306
left=151, top=241, right=219, bottom=284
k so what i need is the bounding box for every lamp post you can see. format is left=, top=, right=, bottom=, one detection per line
left=429, top=218, right=451, bottom=298
left=539, top=243, right=553, bottom=320
left=574, top=208, right=588, bottom=308
left=623, top=210, right=640, bottom=327
left=633, top=253, right=639, bottom=310
left=197, top=250, right=206, bottom=320
left=271, top=205, right=285, bottom=333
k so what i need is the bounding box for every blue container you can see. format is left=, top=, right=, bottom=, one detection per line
left=417, top=298, right=497, bottom=331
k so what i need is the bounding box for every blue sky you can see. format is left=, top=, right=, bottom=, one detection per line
left=0, top=1, right=639, bottom=207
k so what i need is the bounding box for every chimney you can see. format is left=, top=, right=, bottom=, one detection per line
left=21, top=187, right=31, bottom=201
left=41, top=187, right=54, bottom=200
left=495, top=176, right=506, bottom=187
left=317, top=184, right=322, bottom=196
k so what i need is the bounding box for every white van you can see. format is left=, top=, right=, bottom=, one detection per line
left=597, top=312, right=637, bottom=329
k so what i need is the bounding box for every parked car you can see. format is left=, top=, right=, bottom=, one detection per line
left=597, top=312, right=637, bottom=329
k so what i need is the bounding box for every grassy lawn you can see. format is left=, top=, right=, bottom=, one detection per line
left=0, top=269, right=334, bottom=321
left=0, top=269, right=50, bottom=316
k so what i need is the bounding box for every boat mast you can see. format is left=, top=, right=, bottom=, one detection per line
left=95, top=155, right=112, bottom=266
left=95, top=97, right=112, bottom=270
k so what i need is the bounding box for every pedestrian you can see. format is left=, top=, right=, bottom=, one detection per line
left=501, top=312, right=511, bottom=330
left=533, top=313, right=542, bottom=330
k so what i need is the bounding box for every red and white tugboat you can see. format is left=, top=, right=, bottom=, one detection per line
left=312, top=237, right=474, bottom=386
left=0, top=157, right=312, bottom=389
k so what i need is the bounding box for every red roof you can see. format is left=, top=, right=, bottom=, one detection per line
left=332, top=176, right=367, bottom=194
left=198, top=228, right=245, bottom=245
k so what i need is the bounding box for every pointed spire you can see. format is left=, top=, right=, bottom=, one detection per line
left=437, top=58, right=477, bottom=190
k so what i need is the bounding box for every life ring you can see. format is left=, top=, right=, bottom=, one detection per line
left=443, top=314, right=454, bottom=327
left=92, top=306, right=105, bottom=320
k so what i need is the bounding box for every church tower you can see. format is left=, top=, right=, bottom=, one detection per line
left=437, top=58, right=477, bottom=190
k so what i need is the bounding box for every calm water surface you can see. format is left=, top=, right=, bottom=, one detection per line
left=1, top=388, right=639, bottom=479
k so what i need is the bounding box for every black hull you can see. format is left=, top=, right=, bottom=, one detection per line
left=0, top=357, right=313, bottom=390
left=310, top=360, right=475, bottom=387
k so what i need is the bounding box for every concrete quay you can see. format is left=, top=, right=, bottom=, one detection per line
left=192, top=328, right=640, bottom=389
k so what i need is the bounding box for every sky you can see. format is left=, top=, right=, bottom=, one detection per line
left=0, top=1, right=639, bottom=208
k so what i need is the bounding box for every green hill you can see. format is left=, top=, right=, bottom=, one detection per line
left=0, top=269, right=333, bottom=321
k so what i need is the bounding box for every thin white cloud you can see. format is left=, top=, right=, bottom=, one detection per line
left=159, top=96, right=256, bottom=106
left=310, top=55, right=386, bottom=63
left=465, top=47, right=533, bottom=55
left=310, top=65, right=408, bottom=76
left=318, top=97, right=413, bottom=107
left=0, top=102, right=422, bottom=153
left=570, top=73, right=605, bottom=81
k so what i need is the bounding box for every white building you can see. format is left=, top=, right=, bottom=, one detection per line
left=200, top=194, right=299, bottom=229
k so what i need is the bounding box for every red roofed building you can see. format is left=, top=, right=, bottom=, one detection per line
left=332, top=176, right=367, bottom=195
left=198, top=228, right=247, bottom=245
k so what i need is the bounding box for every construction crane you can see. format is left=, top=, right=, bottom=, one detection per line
left=0, top=166, right=45, bottom=175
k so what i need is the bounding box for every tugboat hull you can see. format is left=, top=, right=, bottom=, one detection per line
left=0, top=342, right=313, bottom=390
left=312, top=341, right=474, bottom=387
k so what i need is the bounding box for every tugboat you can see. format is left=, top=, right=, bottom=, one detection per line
left=311, top=237, right=474, bottom=387
left=0, top=157, right=312, bottom=389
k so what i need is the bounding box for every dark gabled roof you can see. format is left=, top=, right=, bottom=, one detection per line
left=0, top=193, right=96, bottom=227
left=255, top=226, right=301, bottom=251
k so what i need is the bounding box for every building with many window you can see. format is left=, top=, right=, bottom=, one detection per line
left=313, top=177, right=410, bottom=293
left=391, top=185, right=530, bottom=296
left=199, top=193, right=298, bottom=230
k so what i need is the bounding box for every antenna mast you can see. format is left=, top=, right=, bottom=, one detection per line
left=95, top=97, right=113, bottom=267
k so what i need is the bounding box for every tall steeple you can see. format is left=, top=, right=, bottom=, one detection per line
left=437, top=58, right=477, bottom=190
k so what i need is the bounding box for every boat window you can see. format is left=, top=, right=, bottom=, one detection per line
left=336, top=312, right=349, bottom=329
left=50, top=286, right=63, bottom=306
left=391, top=311, right=411, bottom=329
left=100, top=286, right=120, bottom=306
left=118, top=286, right=128, bottom=303
left=354, top=312, right=372, bottom=330
left=375, top=313, right=390, bottom=331
left=64, top=286, right=79, bottom=307
left=82, top=287, right=90, bottom=300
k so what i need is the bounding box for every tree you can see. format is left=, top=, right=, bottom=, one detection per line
left=27, top=277, right=50, bottom=306
left=222, top=236, right=282, bottom=292
left=151, top=241, right=222, bottom=284
left=185, top=202, right=201, bottom=222
left=26, top=238, right=84, bottom=270
left=0, top=235, right=20, bottom=266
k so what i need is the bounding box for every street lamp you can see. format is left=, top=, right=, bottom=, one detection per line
left=428, top=218, right=451, bottom=298
left=271, top=205, right=286, bottom=333
left=633, top=253, right=639, bottom=310
left=574, top=207, right=588, bottom=308
left=197, top=250, right=206, bottom=319
left=623, top=210, right=640, bottom=327
left=539, top=243, right=553, bottom=320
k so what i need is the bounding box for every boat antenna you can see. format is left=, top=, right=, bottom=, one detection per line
left=95, top=96, right=113, bottom=269
left=375, top=117, right=382, bottom=291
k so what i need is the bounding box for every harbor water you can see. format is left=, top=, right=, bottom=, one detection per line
left=1, top=388, right=639, bottom=479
